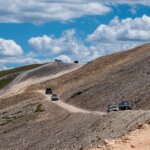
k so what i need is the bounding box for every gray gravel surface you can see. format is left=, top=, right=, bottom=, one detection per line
left=0, top=44, right=150, bottom=150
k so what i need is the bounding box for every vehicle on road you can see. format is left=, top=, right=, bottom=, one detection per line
left=45, top=88, right=53, bottom=95
left=51, top=94, right=59, bottom=101
left=119, top=100, right=132, bottom=110
left=107, top=104, right=119, bottom=113
left=74, top=60, right=79, bottom=64
left=55, top=59, right=63, bottom=63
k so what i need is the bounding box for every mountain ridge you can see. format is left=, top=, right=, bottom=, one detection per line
left=0, top=43, right=150, bottom=150
left=31, top=43, right=150, bottom=111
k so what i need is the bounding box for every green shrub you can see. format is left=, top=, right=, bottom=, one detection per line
left=0, top=78, right=13, bottom=89
left=34, top=104, right=44, bottom=113
left=0, top=116, right=11, bottom=126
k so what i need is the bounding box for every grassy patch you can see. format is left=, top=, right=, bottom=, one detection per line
left=0, top=116, right=12, bottom=126
left=0, top=115, right=23, bottom=126
left=34, top=104, right=44, bottom=113
left=0, top=119, right=11, bottom=126
left=0, top=64, right=44, bottom=77
left=0, top=63, right=45, bottom=89
left=2, top=116, right=10, bottom=119
left=0, top=78, right=13, bottom=89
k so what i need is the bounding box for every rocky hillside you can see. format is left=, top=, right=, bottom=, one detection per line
left=0, top=62, right=82, bottom=99
left=34, top=43, right=150, bottom=111
left=0, top=43, right=150, bottom=150
left=87, top=122, right=150, bottom=150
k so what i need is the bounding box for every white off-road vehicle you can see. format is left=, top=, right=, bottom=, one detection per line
left=107, top=104, right=119, bottom=113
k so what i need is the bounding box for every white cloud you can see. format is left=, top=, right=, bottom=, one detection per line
left=0, top=38, right=46, bottom=70
left=28, top=22, right=147, bottom=64
left=86, top=15, right=150, bottom=60
left=0, top=0, right=111, bottom=24
left=130, top=6, right=137, bottom=15
left=0, top=38, right=23, bottom=56
left=2, top=14, right=149, bottom=70
left=87, top=15, right=150, bottom=42
left=0, top=53, right=52, bottom=71
left=0, top=65, right=8, bottom=71
left=88, top=42, right=142, bottom=59
left=0, top=56, right=44, bottom=65
left=28, top=29, right=90, bottom=62
left=28, top=35, right=61, bottom=53
left=105, top=0, right=150, bottom=5
left=56, top=55, right=72, bottom=63
left=1, top=0, right=150, bottom=24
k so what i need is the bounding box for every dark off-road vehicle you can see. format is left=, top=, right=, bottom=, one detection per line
left=51, top=94, right=59, bottom=101
left=107, top=104, right=119, bottom=113
left=45, top=88, right=53, bottom=95
left=119, top=100, right=132, bottom=110
left=55, top=59, right=62, bottom=63
left=74, top=60, right=79, bottom=64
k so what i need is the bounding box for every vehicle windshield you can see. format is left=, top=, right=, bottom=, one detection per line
left=109, top=105, right=118, bottom=109
left=122, top=101, right=130, bottom=105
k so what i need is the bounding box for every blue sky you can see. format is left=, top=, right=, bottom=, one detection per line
left=0, top=1, right=150, bottom=70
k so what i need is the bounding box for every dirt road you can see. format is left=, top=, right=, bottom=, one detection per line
left=38, top=90, right=106, bottom=115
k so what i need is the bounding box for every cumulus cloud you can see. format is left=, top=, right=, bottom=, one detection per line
left=88, top=42, right=141, bottom=58
left=0, top=0, right=111, bottom=24
left=85, top=15, right=150, bottom=59
left=28, top=29, right=91, bottom=62
left=130, top=6, right=137, bottom=15
left=2, top=14, right=150, bottom=70
left=0, top=55, right=52, bottom=72
left=56, top=55, right=72, bottom=63
left=87, top=15, right=150, bottom=42
left=78, top=15, right=150, bottom=61
left=105, top=0, right=150, bottom=5
left=28, top=35, right=61, bottom=53
left=0, top=37, right=47, bottom=70
left=28, top=19, right=147, bottom=64
left=1, top=0, right=150, bottom=24
left=0, top=55, right=45, bottom=65
left=0, top=38, right=23, bottom=56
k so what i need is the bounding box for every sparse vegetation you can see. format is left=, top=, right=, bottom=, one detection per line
left=0, top=119, right=11, bottom=126
left=0, top=116, right=12, bottom=126
left=34, top=104, right=44, bottom=113
left=0, top=78, right=13, bottom=89
left=0, top=63, right=45, bottom=89
left=0, top=116, right=20, bottom=126
left=2, top=116, right=10, bottom=120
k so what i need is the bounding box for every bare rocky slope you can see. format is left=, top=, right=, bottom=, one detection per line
left=0, top=92, right=150, bottom=150
left=33, top=43, right=150, bottom=111
left=0, top=43, right=150, bottom=150
left=86, top=122, right=150, bottom=150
